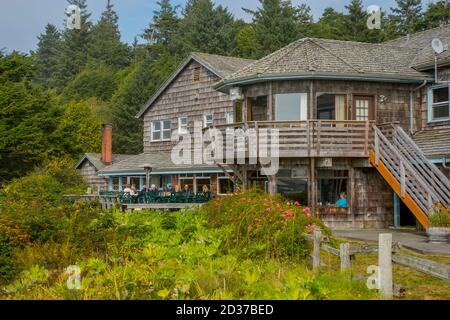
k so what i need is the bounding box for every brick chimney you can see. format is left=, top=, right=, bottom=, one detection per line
left=101, top=124, right=113, bottom=165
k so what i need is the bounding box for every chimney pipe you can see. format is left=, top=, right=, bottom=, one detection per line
left=101, top=124, right=113, bottom=165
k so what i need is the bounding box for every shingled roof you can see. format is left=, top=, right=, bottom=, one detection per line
left=136, top=52, right=254, bottom=118
left=385, top=25, right=450, bottom=70
left=216, top=38, right=432, bottom=91
left=97, top=152, right=230, bottom=175
left=413, top=126, right=450, bottom=159
left=75, top=153, right=133, bottom=171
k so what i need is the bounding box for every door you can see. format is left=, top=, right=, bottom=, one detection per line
left=352, top=96, right=375, bottom=121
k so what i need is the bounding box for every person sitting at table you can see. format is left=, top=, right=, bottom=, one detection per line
left=165, top=184, right=174, bottom=195
left=149, top=184, right=158, bottom=194
left=336, top=192, right=348, bottom=208
left=123, top=184, right=134, bottom=196
left=183, top=184, right=193, bottom=195
left=174, top=185, right=181, bottom=193
left=202, top=185, right=212, bottom=198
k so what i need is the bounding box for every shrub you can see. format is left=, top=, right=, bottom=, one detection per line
left=429, top=204, right=450, bottom=228
left=203, top=189, right=328, bottom=259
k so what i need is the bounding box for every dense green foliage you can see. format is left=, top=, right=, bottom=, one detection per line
left=0, top=172, right=375, bottom=300
left=2, top=0, right=450, bottom=181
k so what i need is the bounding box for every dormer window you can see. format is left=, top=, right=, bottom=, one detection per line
left=429, top=85, right=450, bottom=122
left=193, top=67, right=201, bottom=82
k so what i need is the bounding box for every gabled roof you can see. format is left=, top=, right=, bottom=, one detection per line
left=136, top=52, right=254, bottom=119
left=216, top=38, right=432, bottom=92
left=75, top=153, right=133, bottom=171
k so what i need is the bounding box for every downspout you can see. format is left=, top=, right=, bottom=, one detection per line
left=409, top=80, right=427, bottom=134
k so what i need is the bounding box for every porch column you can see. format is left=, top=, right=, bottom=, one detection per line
left=268, top=175, right=277, bottom=196
left=309, top=158, right=316, bottom=211
left=144, top=164, right=152, bottom=188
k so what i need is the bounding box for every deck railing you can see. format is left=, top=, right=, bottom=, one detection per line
left=206, top=120, right=374, bottom=159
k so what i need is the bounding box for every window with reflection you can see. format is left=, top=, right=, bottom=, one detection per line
left=275, top=93, right=308, bottom=120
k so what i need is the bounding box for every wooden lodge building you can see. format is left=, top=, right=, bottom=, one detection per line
left=77, top=27, right=450, bottom=229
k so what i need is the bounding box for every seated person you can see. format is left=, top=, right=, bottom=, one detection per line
left=336, top=192, right=348, bottom=208
left=183, top=184, right=194, bottom=195
left=123, top=184, right=134, bottom=196
left=202, top=185, right=212, bottom=198
left=174, top=185, right=182, bottom=193
left=149, top=184, right=159, bottom=195
left=141, top=185, right=150, bottom=193
left=165, top=184, right=174, bottom=195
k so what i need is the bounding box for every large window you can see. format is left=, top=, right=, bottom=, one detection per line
left=112, top=177, right=119, bottom=191
left=249, top=96, right=268, bottom=121
left=196, top=177, right=211, bottom=193
left=275, top=93, right=308, bottom=120
left=317, top=94, right=347, bottom=120
left=429, top=86, right=450, bottom=122
left=277, top=178, right=308, bottom=206
left=152, top=120, right=171, bottom=141
left=218, top=175, right=234, bottom=195
left=318, top=170, right=348, bottom=207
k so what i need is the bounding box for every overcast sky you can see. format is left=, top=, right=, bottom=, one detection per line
left=1, top=0, right=437, bottom=53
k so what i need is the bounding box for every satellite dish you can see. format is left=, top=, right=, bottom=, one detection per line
left=432, top=38, right=444, bottom=55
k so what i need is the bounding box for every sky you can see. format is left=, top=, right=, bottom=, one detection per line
left=0, top=0, right=437, bottom=53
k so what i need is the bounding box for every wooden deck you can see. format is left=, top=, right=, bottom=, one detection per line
left=208, top=120, right=374, bottom=159
left=122, top=203, right=204, bottom=212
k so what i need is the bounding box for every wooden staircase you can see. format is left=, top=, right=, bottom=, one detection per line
left=370, top=124, right=450, bottom=228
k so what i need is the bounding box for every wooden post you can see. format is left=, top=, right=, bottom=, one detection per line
left=399, top=160, right=406, bottom=198
left=340, top=243, right=351, bottom=271
left=313, top=229, right=322, bottom=271
left=378, top=233, right=393, bottom=300
left=374, top=130, right=380, bottom=166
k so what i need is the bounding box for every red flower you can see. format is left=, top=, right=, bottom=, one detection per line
left=303, top=207, right=311, bottom=213
left=306, top=213, right=312, bottom=218
left=294, top=201, right=300, bottom=206
left=266, top=207, right=272, bottom=213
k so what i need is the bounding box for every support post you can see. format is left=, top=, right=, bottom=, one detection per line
left=313, top=229, right=322, bottom=271
left=378, top=233, right=393, bottom=300
left=340, top=243, right=351, bottom=272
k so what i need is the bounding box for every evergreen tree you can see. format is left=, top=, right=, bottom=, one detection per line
left=34, top=24, right=61, bottom=89
left=61, top=62, right=119, bottom=103
left=315, top=7, right=348, bottom=40
left=50, top=100, right=102, bottom=160
left=143, top=0, right=180, bottom=51
left=54, top=0, right=92, bottom=88
left=87, top=0, right=130, bottom=69
left=0, top=52, right=60, bottom=182
left=178, top=0, right=238, bottom=55
left=391, top=0, right=424, bottom=35
left=110, top=48, right=179, bottom=154
left=244, top=0, right=300, bottom=58
left=234, top=25, right=258, bottom=59
left=423, top=1, right=450, bottom=28
left=296, top=4, right=314, bottom=37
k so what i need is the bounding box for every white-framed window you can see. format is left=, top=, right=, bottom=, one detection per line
left=151, top=120, right=171, bottom=141
left=275, top=93, right=308, bottom=121
left=178, top=117, right=188, bottom=134
left=203, top=114, right=214, bottom=128
left=225, top=111, right=234, bottom=124
left=428, top=85, right=450, bottom=122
